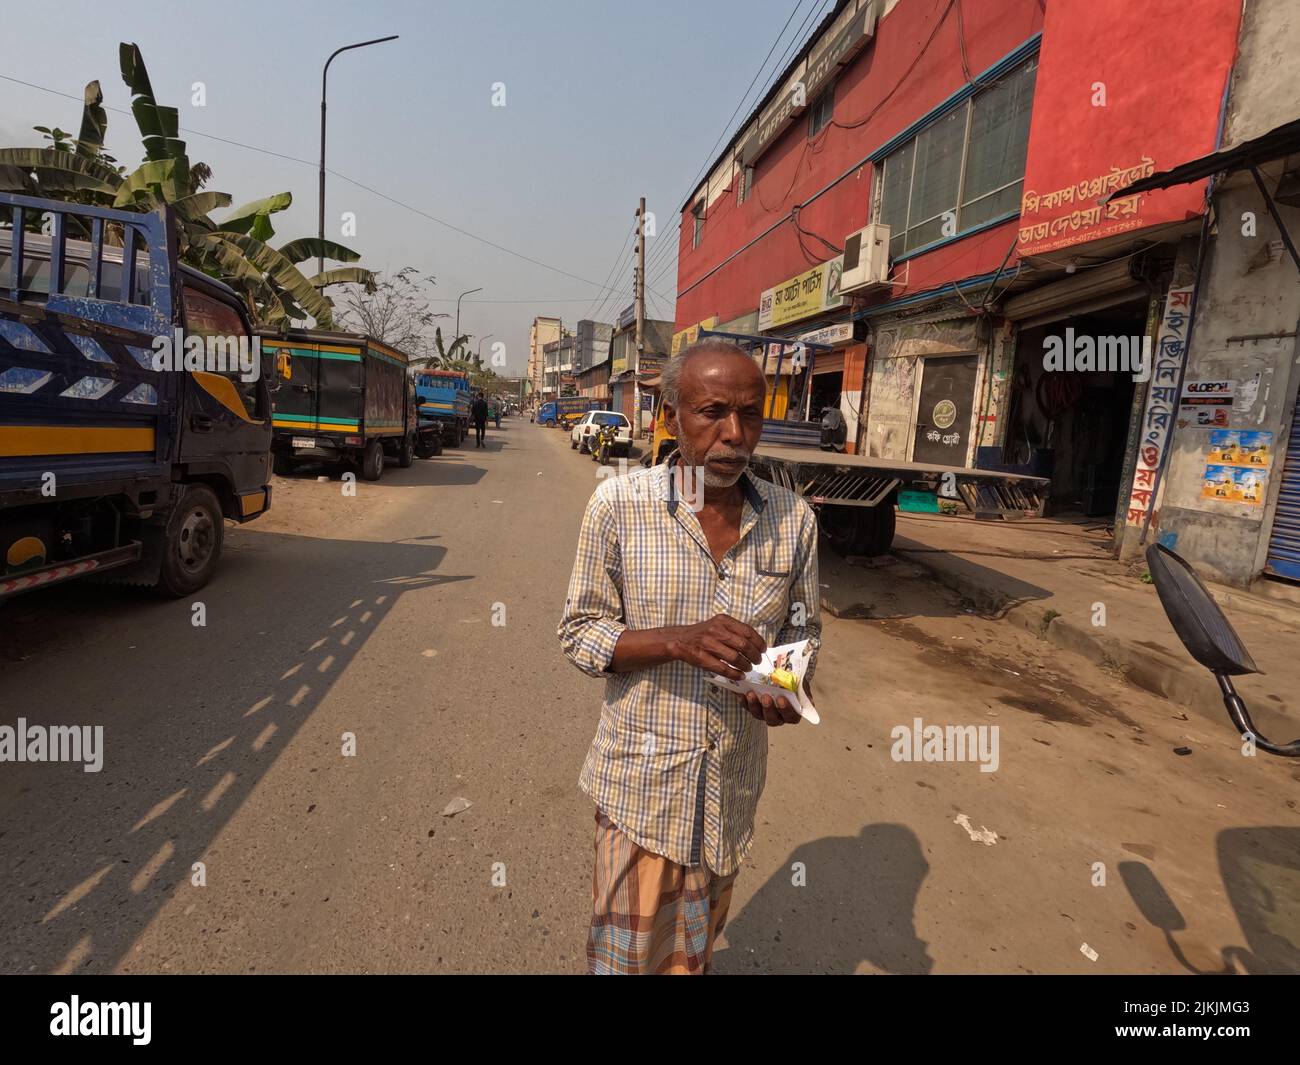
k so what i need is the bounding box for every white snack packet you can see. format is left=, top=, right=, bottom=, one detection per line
left=707, top=638, right=820, bottom=725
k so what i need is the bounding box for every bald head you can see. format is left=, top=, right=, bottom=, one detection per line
left=661, top=340, right=765, bottom=410
left=662, top=339, right=767, bottom=489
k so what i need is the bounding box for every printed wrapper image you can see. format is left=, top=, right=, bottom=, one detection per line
left=707, top=639, right=820, bottom=725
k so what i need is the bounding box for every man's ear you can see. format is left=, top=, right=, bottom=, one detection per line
left=663, top=400, right=680, bottom=438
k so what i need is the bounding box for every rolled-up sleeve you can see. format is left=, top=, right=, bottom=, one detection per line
left=558, top=488, right=627, bottom=678
left=775, top=500, right=822, bottom=683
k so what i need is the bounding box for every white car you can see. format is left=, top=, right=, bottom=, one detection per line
left=571, top=411, right=632, bottom=455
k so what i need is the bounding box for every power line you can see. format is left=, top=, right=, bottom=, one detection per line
left=640, top=0, right=823, bottom=288
left=588, top=227, right=640, bottom=324
left=643, top=0, right=831, bottom=283
left=0, top=71, right=643, bottom=304
left=581, top=221, right=637, bottom=321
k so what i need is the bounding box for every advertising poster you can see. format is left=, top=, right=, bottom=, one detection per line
left=1178, top=379, right=1234, bottom=427
left=1201, top=430, right=1272, bottom=505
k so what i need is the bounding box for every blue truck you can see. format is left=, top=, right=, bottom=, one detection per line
left=537, top=396, right=607, bottom=428
left=0, top=193, right=275, bottom=599
left=413, top=369, right=471, bottom=449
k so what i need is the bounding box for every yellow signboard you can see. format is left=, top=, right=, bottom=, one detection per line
left=671, top=316, right=718, bottom=354
left=758, top=256, right=844, bottom=330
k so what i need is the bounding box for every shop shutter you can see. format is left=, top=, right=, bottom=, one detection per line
left=1265, top=402, right=1300, bottom=582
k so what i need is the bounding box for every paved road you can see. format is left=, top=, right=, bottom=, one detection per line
left=1, top=420, right=1296, bottom=973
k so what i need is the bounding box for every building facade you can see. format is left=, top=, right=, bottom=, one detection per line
left=543, top=334, right=576, bottom=397
left=609, top=304, right=674, bottom=432
left=528, top=316, right=563, bottom=402
left=673, top=0, right=1298, bottom=591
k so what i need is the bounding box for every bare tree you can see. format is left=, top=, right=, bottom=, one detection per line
left=335, top=266, right=446, bottom=359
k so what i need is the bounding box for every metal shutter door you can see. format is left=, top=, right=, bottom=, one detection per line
left=1265, top=404, right=1300, bottom=581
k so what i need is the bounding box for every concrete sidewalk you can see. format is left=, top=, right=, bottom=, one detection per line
left=823, top=510, right=1300, bottom=741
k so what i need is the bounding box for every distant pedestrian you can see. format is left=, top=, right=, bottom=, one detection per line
left=493, top=402, right=502, bottom=429
left=471, top=393, right=489, bottom=447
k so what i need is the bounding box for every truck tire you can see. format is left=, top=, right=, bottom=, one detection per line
left=361, top=439, right=385, bottom=481
left=398, top=433, right=415, bottom=468
left=155, top=484, right=224, bottom=597
left=272, top=451, right=296, bottom=477
left=819, top=503, right=896, bottom=557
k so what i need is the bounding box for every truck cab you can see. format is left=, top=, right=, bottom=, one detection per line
left=0, top=193, right=274, bottom=598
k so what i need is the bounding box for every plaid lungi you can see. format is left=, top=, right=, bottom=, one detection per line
left=587, top=809, right=737, bottom=975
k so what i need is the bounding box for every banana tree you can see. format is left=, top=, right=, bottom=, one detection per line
left=0, top=43, right=372, bottom=328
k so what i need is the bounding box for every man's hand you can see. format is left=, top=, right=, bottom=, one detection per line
left=667, top=613, right=766, bottom=681
left=742, top=689, right=802, bottom=727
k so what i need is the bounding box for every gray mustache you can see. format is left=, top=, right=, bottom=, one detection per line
left=707, top=447, right=751, bottom=462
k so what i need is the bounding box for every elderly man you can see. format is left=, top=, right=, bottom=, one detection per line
left=558, top=339, right=821, bottom=975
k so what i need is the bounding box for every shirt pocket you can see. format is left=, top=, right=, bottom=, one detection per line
left=749, top=538, right=797, bottom=631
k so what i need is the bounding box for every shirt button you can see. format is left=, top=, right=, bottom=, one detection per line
left=708, top=740, right=717, bottom=751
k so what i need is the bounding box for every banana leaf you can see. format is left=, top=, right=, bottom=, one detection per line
left=190, top=233, right=268, bottom=286
left=172, top=191, right=233, bottom=223
left=0, top=148, right=122, bottom=194
left=76, top=81, right=108, bottom=159
left=308, top=267, right=376, bottom=292
left=112, top=157, right=190, bottom=208
left=219, top=192, right=292, bottom=241
left=208, top=231, right=334, bottom=325
left=277, top=236, right=361, bottom=265
left=119, top=42, right=186, bottom=162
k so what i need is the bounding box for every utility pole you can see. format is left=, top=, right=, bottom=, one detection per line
left=634, top=196, right=646, bottom=440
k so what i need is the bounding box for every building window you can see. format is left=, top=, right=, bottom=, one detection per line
left=878, top=58, right=1037, bottom=259
left=808, top=81, right=835, bottom=137
left=737, top=165, right=755, bottom=206
left=692, top=201, right=705, bottom=248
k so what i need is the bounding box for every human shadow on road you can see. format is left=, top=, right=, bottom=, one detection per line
left=0, top=529, right=472, bottom=974
left=713, top=822, right=933, bottom=974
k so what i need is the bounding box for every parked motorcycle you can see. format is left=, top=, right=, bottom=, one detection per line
left=1146, top=543, right=1298, bottom=756
left=591, top=422, right=618, bottom=466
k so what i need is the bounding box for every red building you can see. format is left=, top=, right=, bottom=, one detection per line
left=674, top=0, right=1242, bottom=529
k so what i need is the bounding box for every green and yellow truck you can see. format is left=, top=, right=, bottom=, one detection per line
left=264, top=329, right=435, bottom=480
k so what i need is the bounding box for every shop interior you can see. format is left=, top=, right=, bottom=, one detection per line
left=1003, top=300, right=1148, bottom=517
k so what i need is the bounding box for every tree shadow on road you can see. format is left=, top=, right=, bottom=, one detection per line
left=713, top=822, right=933, bottom=974
left=0, top=529, right=471, bottom=974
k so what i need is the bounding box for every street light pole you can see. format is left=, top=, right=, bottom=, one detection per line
left=476, top=334, right=495, bottom=361
left=455, top=287, right=483, bottom=345
left=319, top=35, right=398, bottom=277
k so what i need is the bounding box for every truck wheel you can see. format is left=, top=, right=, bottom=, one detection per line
left=155, top=484, right=224, bottom=597
left=361, top=440, right=385, bottom=481
left=819, top=504, right=896, bottom=556
left=398, top=433, right=415, bottom=468
left=272, top=451, right=296, bottom=477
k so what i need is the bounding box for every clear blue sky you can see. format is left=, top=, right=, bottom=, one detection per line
left=0, top=0, right=833, bottom=372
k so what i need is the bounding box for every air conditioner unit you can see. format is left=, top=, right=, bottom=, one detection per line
left=839, top=223, right=891, bottom=293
